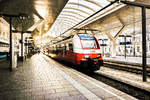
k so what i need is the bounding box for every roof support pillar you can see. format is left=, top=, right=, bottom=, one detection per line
left=9, top=17, right=12, bottom=71
left=114, top=25, right=127, bottom=40
left=111, top=39, right=117, bottom=57
left=20, top=32, right=24, bottom=61
left=142, top=7, right=147, bottom=82
left=105, top=31, right=114, bottom=41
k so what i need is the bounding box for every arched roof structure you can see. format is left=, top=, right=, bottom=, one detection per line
left=46, top=0, right=124, bottom=37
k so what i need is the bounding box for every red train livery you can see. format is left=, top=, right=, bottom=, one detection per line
left=48, top=33, right=103, bottom=72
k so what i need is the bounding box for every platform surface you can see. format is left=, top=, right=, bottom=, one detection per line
left=102, top=56, right=150, bottom=93
left=103, top=56, right=150, bottom=64
left=0, top=54, right=137, bottom=100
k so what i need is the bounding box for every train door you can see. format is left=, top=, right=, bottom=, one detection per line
left=68, top=42, right=74, bottom=63
left=62, top=44, right=67, bottom=57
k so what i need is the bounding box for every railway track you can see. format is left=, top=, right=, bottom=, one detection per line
left=103, top=60, right=150, bottom=76
left=52, top=58, right=150, bottom=100
left=88, top=72, right=150, bottom=100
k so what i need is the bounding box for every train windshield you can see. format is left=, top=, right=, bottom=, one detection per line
left=78, top=33, right=98, bottom=49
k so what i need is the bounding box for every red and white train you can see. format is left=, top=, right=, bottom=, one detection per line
left=47, top=33, right=103, bottom=72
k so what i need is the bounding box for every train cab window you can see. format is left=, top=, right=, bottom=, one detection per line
left=69, top=43, right=73, bottom=51
left=78, top=34, right=98, bottom=49
left=81, top=40, right=97, bottom=48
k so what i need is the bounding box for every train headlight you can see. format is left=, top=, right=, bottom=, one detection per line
left=84, top=55, right=90, bottom=58
left=97, top=54, right=101, bottom=58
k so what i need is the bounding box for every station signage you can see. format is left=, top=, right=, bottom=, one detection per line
left=120, top=42, right=131, bottom=45
left=100, top=44, right=107, bottom=46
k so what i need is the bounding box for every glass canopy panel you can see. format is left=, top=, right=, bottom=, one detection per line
left=61, top=12, right=85, bottom=20
left=54, top=23, right=71, bottom=29
left=65, top=4, right=94, bottom=15
left=57, top=19, right=77, bottom=25
left=59, top=14, right=83, bottom=22
left=68, top=0, right=101, bottom=12
left=95, top=0, right=110, bottom=7
left=62, top=10, right=88, bottom=18
left=46, top=0, right=114, bottom=37
left=58, top=21, right=75, bottom=28
left=64, top=7, right=91, bottom=15
left=75, top=3, right=124, bottom=29
left=62, top=8, right=89, bottom=17
left=58, top=17, right=80, bottom=23
left=53, top=19, right=74, bottom=28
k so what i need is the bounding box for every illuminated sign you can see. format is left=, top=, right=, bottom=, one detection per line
left=78, top=33, right=94, bottom=40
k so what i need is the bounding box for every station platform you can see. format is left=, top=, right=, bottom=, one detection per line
left=0, top=53, right=136, bottom=100
left=103, top=56, right=150, bottom=65
left=102, top=56, right=150, bottom=93
left=97, top=67, right=150, bottom=92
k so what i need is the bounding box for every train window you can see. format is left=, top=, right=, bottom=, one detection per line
left=81, top=40, right=97, bottom=48
left=78, top=33, right=98, bottom=49
left=69, top=43, right=73, bottom=51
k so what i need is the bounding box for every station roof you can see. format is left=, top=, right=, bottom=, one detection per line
left=45, top=0, right=125, bottom=39
left=0, top=0, right=68, bottom=34
left=0, top=0, right=139, bottom=47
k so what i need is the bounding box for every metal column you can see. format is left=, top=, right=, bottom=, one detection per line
left=102, top=40, right=104, bottom=56
left=120, top=0, right=150, bottom=82
left=27, top=38, right=29, bottom=55
left=124, top=36, right=126, bottom=59
left=21, top=32, right=24, bottom=61
left=142, top=7, right=147, bottom=82
left=9, top=17, right=12, bottom=71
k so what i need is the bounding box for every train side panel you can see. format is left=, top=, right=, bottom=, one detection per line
left=48, top=33, right=103, bottom=71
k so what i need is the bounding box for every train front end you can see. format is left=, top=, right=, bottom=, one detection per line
left=73, top=33, right=103, bottom=71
